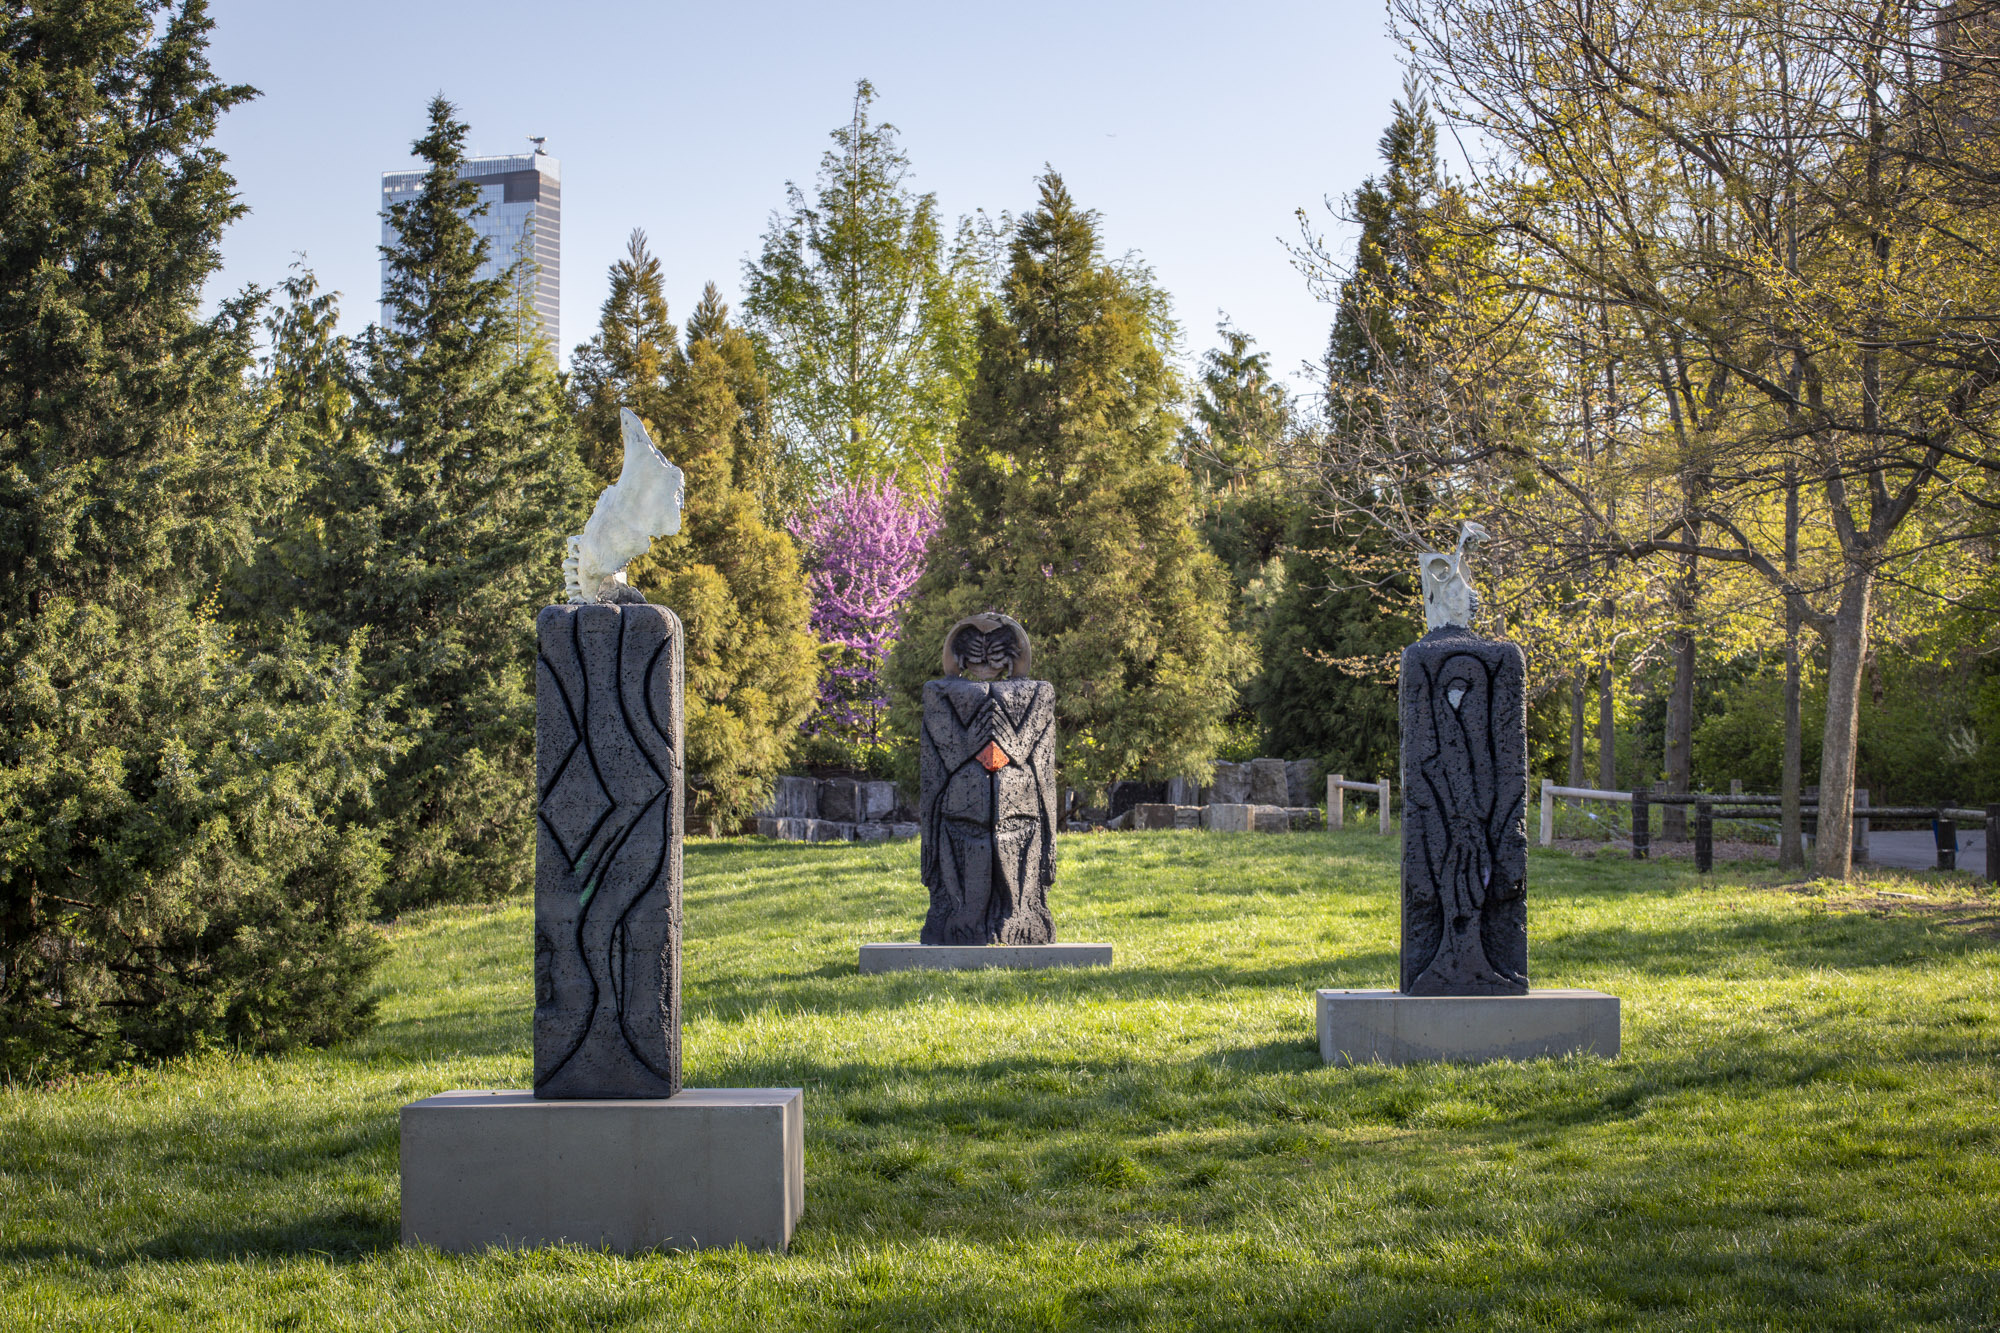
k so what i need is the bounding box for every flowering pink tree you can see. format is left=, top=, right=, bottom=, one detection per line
left=789, top=476, right=941, bottom=751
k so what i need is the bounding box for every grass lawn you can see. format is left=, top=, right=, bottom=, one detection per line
left=4, top=830, right=1999, bottom=1330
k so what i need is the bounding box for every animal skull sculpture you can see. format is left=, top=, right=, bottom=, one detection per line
left=564, top=409, right=685, bottom=604
left=1419, top=521, right=1490, bottom=632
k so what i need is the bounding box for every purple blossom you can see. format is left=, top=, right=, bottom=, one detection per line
left=789, top=474, right=942, bottom=748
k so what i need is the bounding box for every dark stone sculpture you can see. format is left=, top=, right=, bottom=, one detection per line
left=534, top=602, right=684, bottom=1098
left=919, top=614, right=1059, bottom=945
left=1398, top=625, right=1529, bottom=996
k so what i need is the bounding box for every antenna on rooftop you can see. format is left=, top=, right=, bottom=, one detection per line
left=528, top=136, right=548, bottom=155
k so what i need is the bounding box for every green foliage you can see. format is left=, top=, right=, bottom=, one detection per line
left=253, top=97, right=589, bottom=915
left=0, top=2, right=386, bottom=1071
left=742, top=79, right=987, bottom=493
left=1250, top=512, right=1415, bottom=779
left=888, top=173, right=1246, bottom=788
left=575, top=269, right=818, bottom=833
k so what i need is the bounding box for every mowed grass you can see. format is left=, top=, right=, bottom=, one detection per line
left=4, top=831, right=1999, bottom=1331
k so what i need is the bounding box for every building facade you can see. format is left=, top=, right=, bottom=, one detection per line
left=379, top=149, right=561, bottom=354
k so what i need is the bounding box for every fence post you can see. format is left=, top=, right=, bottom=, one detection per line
left=1695, top=800, right=1713, bottom=874
left=1986, top=805, right=1999, bottom=884
left=1936, top=816, right=1957, bottom=872
left=1328, top=774, right=1343, bottom=831
left=1632, top=786, right=1650, bottom=860
left=1540, top=779, right=1555, bottom=847
left=1378, top=779, right=1392, bottom=835
left=1730, top=779, right=1743, bottom=797
left=1853, top=788, right=1869, bottom=867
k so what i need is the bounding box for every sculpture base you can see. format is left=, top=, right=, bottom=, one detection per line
left=399, top=1089, right=803, bottom=1254
left=858, top=943, right=1113, bottom=973
left=1317, top=989, right=1619, bottom=1066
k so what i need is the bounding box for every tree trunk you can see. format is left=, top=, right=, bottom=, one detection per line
left=1598, top=657, right=1616, bottom=789
left=1663, top=574, right=1696, bottom=840
left=1780, top=621, right=1804, bottom=868
left=1569, top=672, right=1586, bottom=790
left=1814, top=568, right=1875, bottom=880
left=1780, top=466, right=1803, bottom=869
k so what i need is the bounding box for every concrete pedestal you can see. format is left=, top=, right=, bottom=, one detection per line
left=1317, top=989, right=1619, bottom=1066
left=858, top=943, right=1112, bottom=973
left=400, top=1088, right=804, bottom=1254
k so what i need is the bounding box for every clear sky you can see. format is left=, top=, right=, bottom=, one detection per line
left=204, top=0, right=1408, bottom=395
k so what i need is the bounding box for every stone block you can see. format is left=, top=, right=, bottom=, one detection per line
left=855, top=822, right=892, bottom=843
left=400, top=1089, right=803, bottom=1254
left=534, top=604, right=683, bottom=1100
left=1250, top=804, right=1292, bottom=833
left=889, top=822, right=920, bottom=840
left=1284, top=760, right=1317, bottom=809
left=1207, top=762, right=1251, bottom=805
left=806, top=819, right=852, bottom=843
left=775, top=817, right=811, bottom=841
left=1202, top=803, right=1253, bottom=832
left=818, top=779, right=860, bottom=823
left=858, top=943, right=1113, bottom=972
left=1316, top=990, right=1620, bottom=1066
left=1105, top=809, right=1132, bottom=830
left=769, top=776, right=818, bottom=819
left=1165, top=777, right=1200, bottom=806
left=1285, top=807, right=1317, bottom=830
left=1248, top=758, right=1289, bottom=806
left=1133, top=803, right=1181, bottom=830
left=857, top=780, right=900, bottom=822
left=1174, top=806, right=1202, bottom=829
left=1107, top=780, right=1167, bottom=820
left=755, top=817, right=781, bottom=838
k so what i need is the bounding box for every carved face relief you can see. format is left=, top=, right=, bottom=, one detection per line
left=942, top=613, right=1033, bottom=680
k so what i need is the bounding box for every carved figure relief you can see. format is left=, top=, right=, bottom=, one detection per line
left=533, top=602, right=685, bottom=1097
left=1398, top=629, right=1530, bottom=996
left=919, top=615, right=1058, bottom=945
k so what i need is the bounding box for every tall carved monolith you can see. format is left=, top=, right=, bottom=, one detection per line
left=918, top=613, right=1059, bottom=946
left=1316, top=525, right=1618, bottom=1064
left=533, top=600, right=685, bottom=1098
left=1399, top=622, right=1529, bottom=995
left=1399, top=527, right=1528, bottom=995
left=402, top=409, right=802, bottom=1255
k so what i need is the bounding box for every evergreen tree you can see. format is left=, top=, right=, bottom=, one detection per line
left=267, top=97, right=588, bottom=913
left=0, top=2, right=388, bottom=1070
left=568, top=229, right=676, bottom=483
left=576, top=276, right=817, bottom=833
left=888, top=173, right=1245, bottom=789
left=1252, top=85, right=1449, bottom=774
left=743, top=79, right=986, bottom=492
left=1182, top=324, right=1299, bottom=647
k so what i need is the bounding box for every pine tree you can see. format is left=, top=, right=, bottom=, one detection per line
left=1182, top=324, right=1299, bottom=651
left=743, top=79, right=986, bottom=492
left=1252, top=84, right=1449, bottom=775
left=576, top=276, right=818, bottom=832
left=302, top=97, right=588, bottom=913
left=0, top=2, right=388, bottom=1070
left=888, top=173, right=1245, bottom=789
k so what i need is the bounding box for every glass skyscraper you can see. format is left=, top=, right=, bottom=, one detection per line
left=379, top=149, right=561, bottom=353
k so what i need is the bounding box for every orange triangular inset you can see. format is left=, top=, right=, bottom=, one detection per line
left=975, top=740, right=1011, bottom=773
